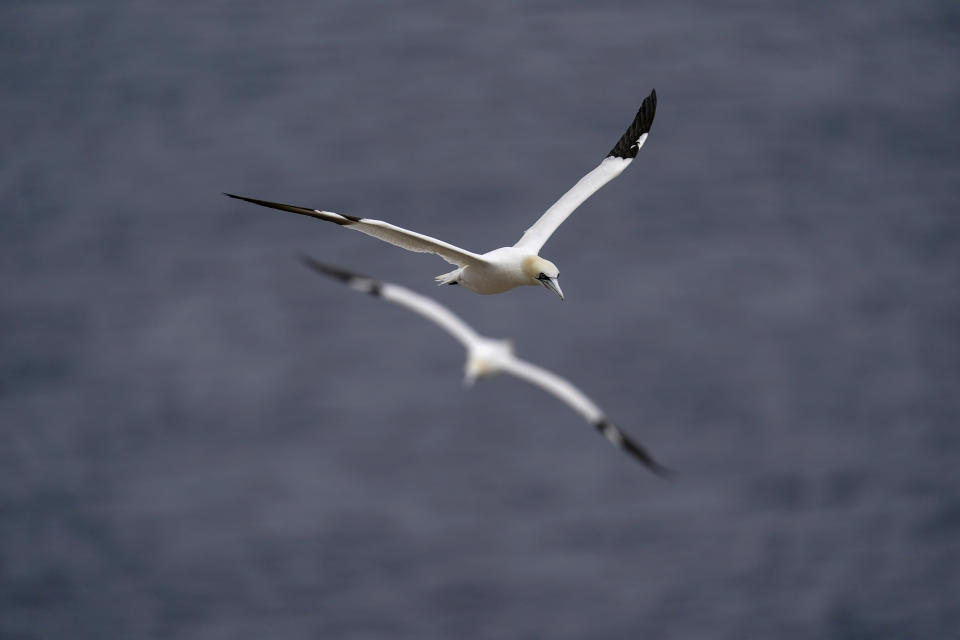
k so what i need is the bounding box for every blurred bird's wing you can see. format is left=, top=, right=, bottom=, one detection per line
left=300, top=257, right=482, bottom=349
left=302, top=257, right=670, bottom=476
left=498, top=355, right=670, bottom=476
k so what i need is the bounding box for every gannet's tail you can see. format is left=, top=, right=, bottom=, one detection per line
left=434, top=268, right=462, bottom=286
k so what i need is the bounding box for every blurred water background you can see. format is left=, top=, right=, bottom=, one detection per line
left=2, top=1, right=958, bottom=638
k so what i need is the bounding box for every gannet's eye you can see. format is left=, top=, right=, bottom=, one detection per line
left=537, top=272, right=548, bottom=280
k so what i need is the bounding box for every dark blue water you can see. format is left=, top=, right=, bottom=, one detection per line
left=2, top=1, right=958, bottom=638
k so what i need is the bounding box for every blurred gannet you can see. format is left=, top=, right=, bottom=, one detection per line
left=226, top=89, right=657, bottom=299
left=301, top=257, right=670, bottom=475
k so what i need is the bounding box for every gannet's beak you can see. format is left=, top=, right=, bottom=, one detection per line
left=539, top=276, right=564, bottom=300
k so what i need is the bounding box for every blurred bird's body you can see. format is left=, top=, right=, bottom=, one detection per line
left=301, top=257, right=671, bottom=476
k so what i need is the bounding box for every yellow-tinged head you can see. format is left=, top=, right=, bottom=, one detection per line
left=521, top=256, right=563, bottom=300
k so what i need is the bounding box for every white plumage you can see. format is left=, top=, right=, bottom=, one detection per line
left=226, top=89, right=656, bottom=299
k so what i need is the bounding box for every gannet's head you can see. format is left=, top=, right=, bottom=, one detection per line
left=522, top=256, right=563, bottom=300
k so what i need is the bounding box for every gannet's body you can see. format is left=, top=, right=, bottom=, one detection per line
left=448, top=249, right=554, bottom=296
left=302, top=257, right=670, bottom=476
left=226, top=89, right=657, bottom=299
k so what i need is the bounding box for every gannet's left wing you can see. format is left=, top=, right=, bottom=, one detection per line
left=513, top=89, right=657, bottom=254
left=498, top=355, right=670, bottom=476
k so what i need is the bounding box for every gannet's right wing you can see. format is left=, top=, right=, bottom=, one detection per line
left=498, top=355, right=670, bottom=476
left=300, top=257, right=482, bottom=349
left=227, top=194, right=486, bottom=269
left=513, top=89, right=657, bottom=254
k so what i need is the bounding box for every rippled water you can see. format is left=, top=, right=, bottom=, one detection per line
left=2, top=1, right=958, bottom=638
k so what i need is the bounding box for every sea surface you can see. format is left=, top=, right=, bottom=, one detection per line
left=2, top=1, right=958, bottom=638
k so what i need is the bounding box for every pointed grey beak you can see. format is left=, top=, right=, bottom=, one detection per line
left=539, top=276, right=564, bottom=300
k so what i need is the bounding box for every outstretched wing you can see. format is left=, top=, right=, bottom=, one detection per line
left=300, top=257, right=482, bottom=349
left=226, top=193, right=486, bottom=269
left=513, top=89, right=657, bottom=254
left=498, top=355, right=670, bottom=476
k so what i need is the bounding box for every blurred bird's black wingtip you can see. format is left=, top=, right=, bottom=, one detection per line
left=626, top=440, right=675, bottom=480
left=648, top=459, right=677, bottom=480
left=595, top=418, right=673, bottom=478
left=299, top=255, right=357, bottom=282
left=299, top=255, right=383, bottom=297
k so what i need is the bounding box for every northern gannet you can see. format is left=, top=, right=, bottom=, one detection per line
left=227, top=89, right=657, bottom=299
left=301, top=257, right=670, bottom=475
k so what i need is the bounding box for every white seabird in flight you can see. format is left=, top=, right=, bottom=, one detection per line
left=226, top=89, right=657, bottom=299
left=301, top=257, right=670, bottom=475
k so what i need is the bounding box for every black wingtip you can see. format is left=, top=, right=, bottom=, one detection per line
left=223, top=192, right=265, bottom=205
left=223, top=192, right=355, bottom=225
left=299, top=254, right=356, bottom=282
left=595, top=418, right=673, bottom=478
left=622, top=437, right=675, bottom=479
left=607, top=88, right=657, bottom=159
left=299, top=255, right=383, bottom=296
